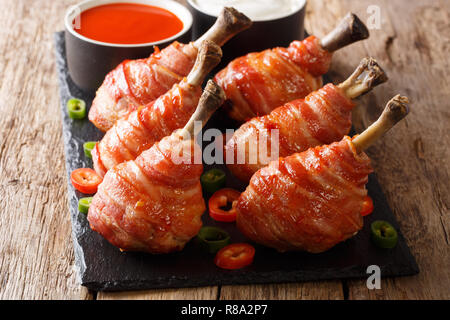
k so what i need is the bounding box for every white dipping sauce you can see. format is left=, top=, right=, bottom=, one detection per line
left=191, top=0, right=304, bottom=21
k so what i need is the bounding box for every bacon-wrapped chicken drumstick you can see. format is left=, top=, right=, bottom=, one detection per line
left=236, top=95, right=409, bottom=253
left=89, top=7, right=251, bottom=132
left=225, top=57, right=387, bottom=182
left=215, top=13, right=369, bottom=122
left=92, top=40, right=222, bottom=177
left=88, top=80, right=226, bottom=253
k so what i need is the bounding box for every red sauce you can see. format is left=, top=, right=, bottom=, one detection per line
left=74, top=3, right=184, bottom=44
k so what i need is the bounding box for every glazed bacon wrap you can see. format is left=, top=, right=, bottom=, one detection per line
left=225, top=57, right=388, bottom=182
left=88, top=133, right=204, bottom=253
left=215, top=36, right=330, bottom=121
left=215, top=13, right=370, bottom=122
left=92, top=80, right=201, bottom=177
left=236, top=95, right=410, bottom=254
left=92, top=40, right=223, bottom=177
left=88, top=80, right=227, bottom=253
left=225, top=83, right=354, bottom=182
left=89, top=42, right=198, bottom=132
left=236, top=136, right=373, bottom=253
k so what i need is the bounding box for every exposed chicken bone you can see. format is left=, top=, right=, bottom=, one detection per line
left=182, top=80, right=226, bottom=138
left=338, top=57, right=388, bottom=99
left=194, top=7, right=252, bottom=48
left=187, top=40, right=223, bottom=86
left=321, top=13, right=369, bottom=52
left=352, top=95, right=410, bottom=153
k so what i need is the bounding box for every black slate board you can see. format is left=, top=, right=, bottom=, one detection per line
left=54, top=31, right=419, bottom=291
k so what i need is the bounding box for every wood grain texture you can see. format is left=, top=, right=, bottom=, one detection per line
left=306, top=0, right=450, bottom=300
left=0, top=0, right=448, bottom=300
left=97, top=286, right=218, bottom=300
left=220, top=282, right=344, bottom=300
left=0, top=0, right=91, bottom=299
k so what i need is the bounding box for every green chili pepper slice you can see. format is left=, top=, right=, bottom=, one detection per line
left=371, top=220, right=398, bottom=249
left=201, top=169, right=226, bottom=194
left=196, top=226, right=231, bottom=254
left=67, top=98, right=86, bottom=120
left=83, top=141, right=97, bottom=159
left=78, top=197, right=93, bottom=214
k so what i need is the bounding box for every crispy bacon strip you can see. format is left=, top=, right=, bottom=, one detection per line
left=92, top=81, right=200, bottom=177
left=215, top=36, right=327, bottom=121
left=236, top=95, right=409, bottom=253
left=225, top=57, right=387, bottom=182
left=236, top=137, right=372, bottom=253
left=215, top=13, right=369, bottom=122
left=89, top=43, right=197, bottom=132
left=89, top=133, right=205, bottom=252
left=92, top=41, right=223, bottom=177
left=88, top=81, right=226, bottom=253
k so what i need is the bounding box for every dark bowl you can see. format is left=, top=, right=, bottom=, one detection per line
left=187, top=0, right=306, bottom=68
left=64, top=0, right=193, bottom=93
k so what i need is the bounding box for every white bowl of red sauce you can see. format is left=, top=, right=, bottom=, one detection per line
left=64, top=0, right=193, bottom=92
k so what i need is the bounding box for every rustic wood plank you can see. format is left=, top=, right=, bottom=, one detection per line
left=220, top=282, right=344, bottom=300
left=97, top=286, right=217, bottom=300
left=0, top=0, right=91, bottom=299
left=306, top=0, right=450, bottom=300
left=1, top=0, right=448, bottom=300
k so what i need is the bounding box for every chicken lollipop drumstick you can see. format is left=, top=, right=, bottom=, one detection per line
left=236, top=95, right=409, bottom=253
left=226, top=57, right=387, bottom=182
left=88, top=80, right=226, bottom=253
left=89, top=7, right=251, bottom=132
left=92, top=40, right=222, bottom=177
left=215, top=13, right=369, bottom=122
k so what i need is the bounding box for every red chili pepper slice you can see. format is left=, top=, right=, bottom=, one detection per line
left=71, top=168, right=102, bottom=194
left=361, top=196, right=374, bottom=216
left=208, top=188, right=241, bottom=222
left=214, top=243, right=255, bottom=270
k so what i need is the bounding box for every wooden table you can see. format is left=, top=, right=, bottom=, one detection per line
left=0, top=0, right=448, bottom=300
